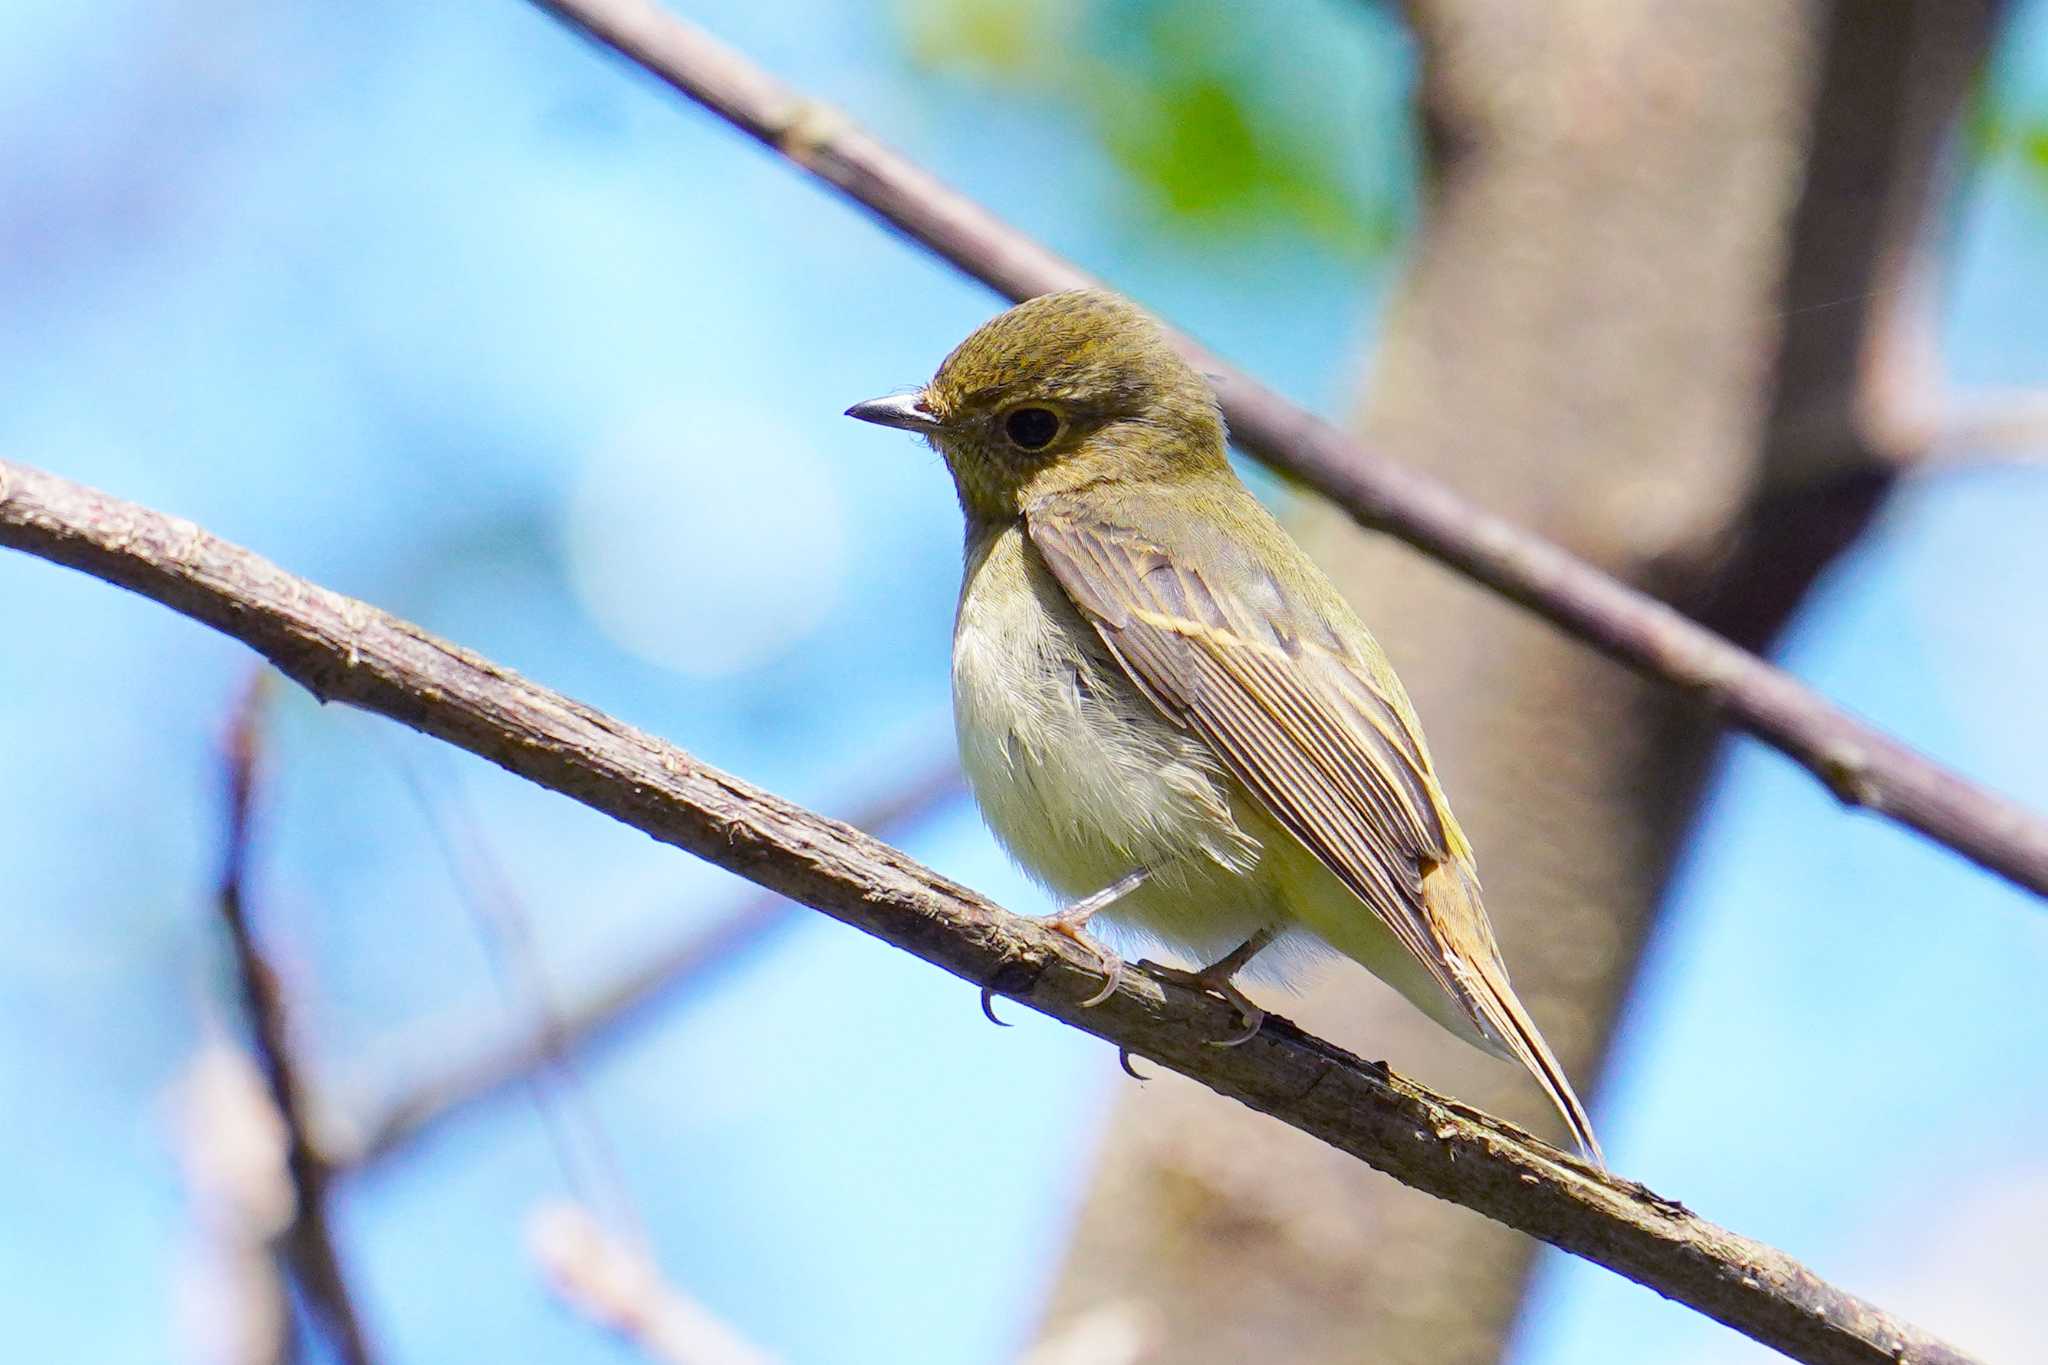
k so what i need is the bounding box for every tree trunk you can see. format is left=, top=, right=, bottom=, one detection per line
left=1033, top=4, right=2002, bottom=1361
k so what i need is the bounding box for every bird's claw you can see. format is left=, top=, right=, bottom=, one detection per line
left=1206, top=998, right=1266, bottom=1048
left=979, top=986, right=1011, bottom=1027
left=1118, top=1048, right=1149, bottom=1081
left=1045, top=918, right=1123, bottom=1007
left=1079, top=956, right=1123, bottom=1007
left=1152, top=963, right=1266, bottom=1046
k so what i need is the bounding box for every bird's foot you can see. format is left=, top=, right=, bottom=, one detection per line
left=1151, top=928, right=1276, bottom=1046
left=1044, top=911, right=1125, bottom=1007
left=1038, top=869, right=1147, bottom=1008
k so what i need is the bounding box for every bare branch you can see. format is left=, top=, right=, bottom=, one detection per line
left=0, top=460, right=1981, bottom=1365
left=1890, top=390, right=2048, bottom=467
left=333, top=759, right=962, bottom=1170
left=171, top=1040, right=296, bottom=1365
left=529, top=1202, right=777, bottom=1365
left=385, top=752, right=649, bottom=1246
left=214, top=678, right=378, bottom=1365
left=395, top=761, right=790, bottom=1356
left=520, top=0, right=2048, bottom=900
left=1019, top=1300, right=1161, bottom=1365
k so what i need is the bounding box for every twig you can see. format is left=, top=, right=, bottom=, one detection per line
left=0, top=461, right=1980, bottom=1365
left=171, top=1039, right=296, bottom=1365
left=1019, top=1299, right=1160, bottom=1365
left=397, top=758, right=789, bottom=1361
left=528, top=1202, right=778, bottom=1365
left=215, top=677, right=378, bottom=1365
left=520, top=0, right=2048, bottom=900
left=1890, top=389, right=2048, bottom=466
left=334, top=758, right=962, bottom=1170
left=386, top=750, right=647, bottom=1246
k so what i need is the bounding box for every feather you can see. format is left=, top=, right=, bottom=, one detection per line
left=1027, top=493, right=1602, bottom=1161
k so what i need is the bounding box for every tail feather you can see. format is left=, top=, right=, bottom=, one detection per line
left=1422, top=861, right=1604, bottom=1166
left=1468, top=954, right=1604, bottom=1166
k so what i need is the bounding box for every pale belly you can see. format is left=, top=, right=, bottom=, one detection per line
left=951, top=525, right=1284, bottom=964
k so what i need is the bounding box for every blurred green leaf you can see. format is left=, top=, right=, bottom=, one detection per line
left=2025, top=127, right=2048, bottom=176
left=1964, top=80, right=2048, bottom=197
left=899, top=0, right=1081, bottom=86
left=897, top=0, right=1410, bottom=259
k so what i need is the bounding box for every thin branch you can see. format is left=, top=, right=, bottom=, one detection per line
left=1019, top=1300, right=1160, bottom=1365
left=1891, top=390, right=2048, bottom=466
left=391, top=750, right=803, bottom=1355
left=1, top=461, right=1980, bottom=1365
left=522, top=0, right=2048, bottom=900
left=387, top=751, right=649, bottom=1246
left=333, top=758, right=962, bottom=1170
left=528, top=1202, right=778, bottom=1365
left=172, top=1039, right=296, bottom=1365
left=215, top=677, right=378, bottom=1365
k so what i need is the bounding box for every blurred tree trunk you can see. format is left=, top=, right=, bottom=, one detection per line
left=1033, top=4, right=2003, bottom=1362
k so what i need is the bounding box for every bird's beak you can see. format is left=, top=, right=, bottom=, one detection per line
left=845, top=392, right=943, bottom=435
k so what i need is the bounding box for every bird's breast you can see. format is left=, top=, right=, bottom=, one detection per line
left=950, top=525, right=1260, bottom=905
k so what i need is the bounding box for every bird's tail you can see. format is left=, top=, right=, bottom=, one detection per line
left=1422, top=860, right=1604, bottom=1167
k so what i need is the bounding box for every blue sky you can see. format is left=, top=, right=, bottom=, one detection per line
left=0, top=2, right=2043, bottom=1362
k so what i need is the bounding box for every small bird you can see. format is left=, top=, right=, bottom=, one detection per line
left=847, top=288, right=1600, bottom=1161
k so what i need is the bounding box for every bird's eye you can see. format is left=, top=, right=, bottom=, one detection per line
left=1003, top=407, right=1061, bottom=451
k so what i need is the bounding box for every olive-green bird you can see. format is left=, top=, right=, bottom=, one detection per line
left=847, top=288, right=1601, bottom=1161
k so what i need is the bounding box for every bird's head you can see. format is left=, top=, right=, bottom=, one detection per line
left=846, top=289, right=1227, bottom=523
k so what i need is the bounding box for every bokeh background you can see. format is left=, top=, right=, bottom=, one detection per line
left=2, top=1, right=2044, bottom=1362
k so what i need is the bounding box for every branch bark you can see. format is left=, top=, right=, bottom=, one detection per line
left=518, top=0, right=2048, bottom=900
left=0, top=460, right=1982, bottom=1365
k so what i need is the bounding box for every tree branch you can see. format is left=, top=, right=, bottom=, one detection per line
left=0, top=461, right=1979, bottom=1365
left=520, top=0, right=2048, bottom=900
left=528, top=1202, right=778, bottom=1365
left=1888, top=389, right=2048, bottom=466
left=215, top=678, right=378, bottom=1365
left=171, top=1041, right=296, bottom=1365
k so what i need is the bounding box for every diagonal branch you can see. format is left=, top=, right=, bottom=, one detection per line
left=522, top=0, right=2048, bottom=901
left=0, top=460, right=1980, bottom=1365
left=215, top=678, right=378, bottom=1365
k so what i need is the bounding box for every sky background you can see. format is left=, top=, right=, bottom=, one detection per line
left=1, top=1, right=2044, bottom=1362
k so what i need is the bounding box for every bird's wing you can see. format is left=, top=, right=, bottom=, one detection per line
left=1025, top=496, right=1465, bottom=1002
left=1026, top=491, right=1602, bottom=1163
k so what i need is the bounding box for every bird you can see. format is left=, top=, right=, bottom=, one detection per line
left=846, top=288, right=1601, bottom=1162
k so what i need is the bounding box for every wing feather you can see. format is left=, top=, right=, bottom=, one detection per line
left=1028, top=499, right=1603, bottom=1162
left=1028, top=505, right=1462, bottom=1001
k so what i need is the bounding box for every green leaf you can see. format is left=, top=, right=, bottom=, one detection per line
left=898, top=0, right=1409, bottom=258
